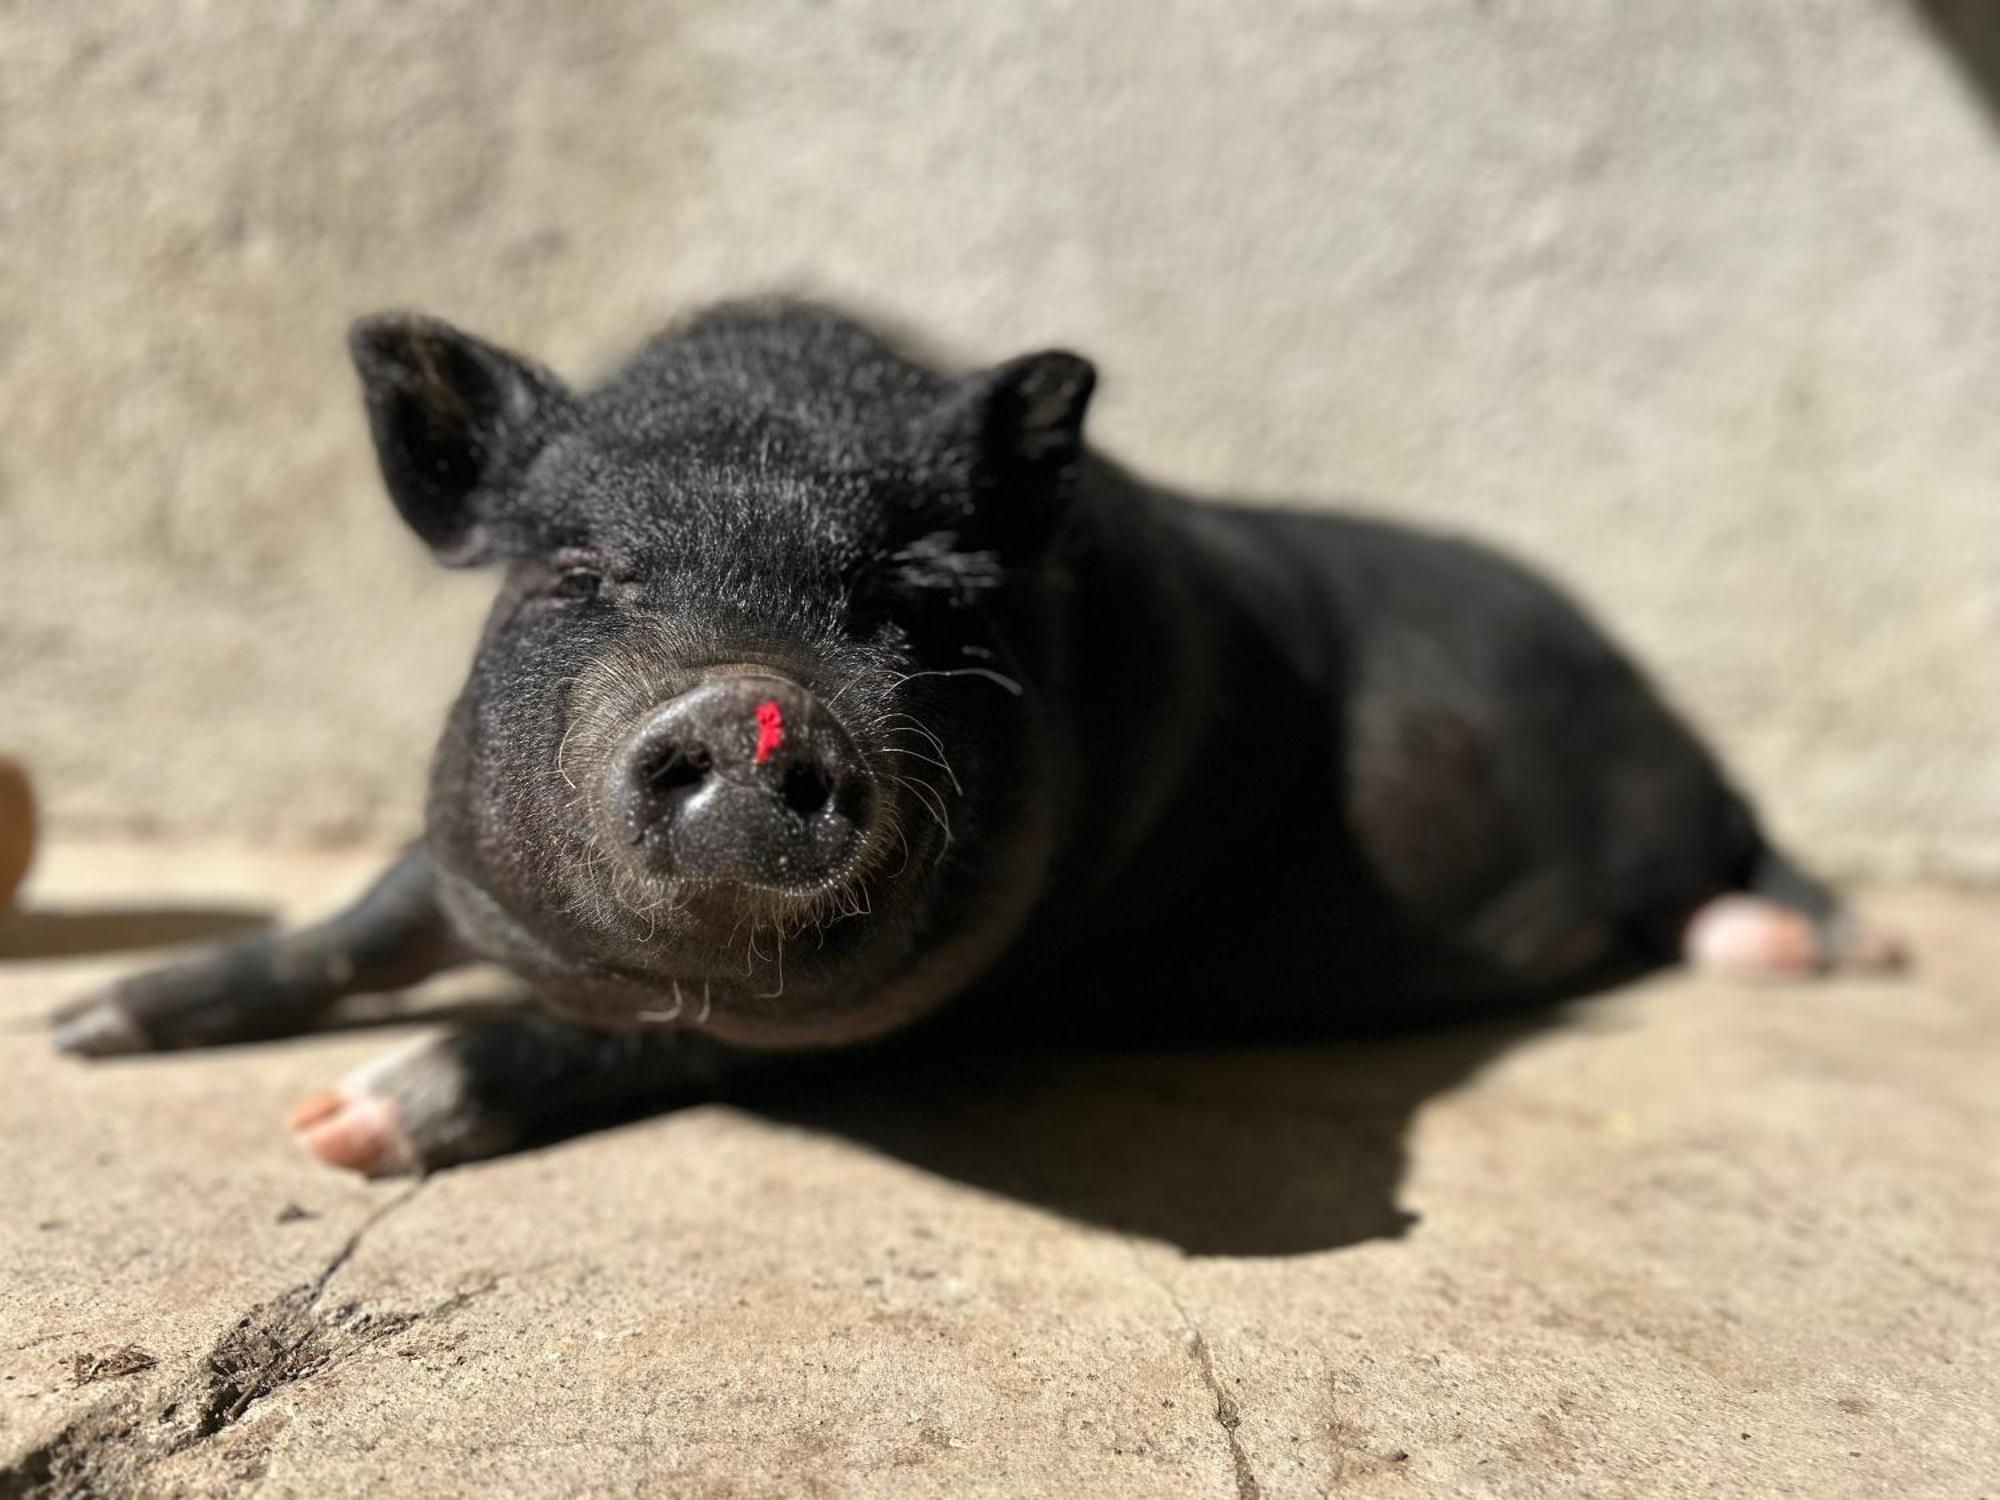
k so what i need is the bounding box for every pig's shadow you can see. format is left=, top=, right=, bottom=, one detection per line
left=748, top=1011, right=1568, bottom=1258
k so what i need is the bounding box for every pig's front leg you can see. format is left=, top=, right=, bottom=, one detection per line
left=53, top=847, right=466, bottom=1056
left=289, top=1016, right=746, bottom=1176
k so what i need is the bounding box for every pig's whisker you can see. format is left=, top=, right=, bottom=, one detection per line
left=885, top=772, right=952, bottom=845
left=877, top=745, right=961, bottom=794
left=875, top=716, right=962, bottom=793
left=641, top=982, right=686, bottom=1025
left=552, top=700, right=588, bottom=791
left=761, top=927, right=787, bottom=999
left=890, top=666, right=1024, bottom=697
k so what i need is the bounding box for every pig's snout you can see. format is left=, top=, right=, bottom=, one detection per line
left=609, top=676, right=874, bottom=891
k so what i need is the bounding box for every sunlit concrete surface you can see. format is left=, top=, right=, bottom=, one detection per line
left=2, top=844, right=1993, bottom=1497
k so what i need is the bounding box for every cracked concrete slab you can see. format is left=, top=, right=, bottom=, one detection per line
left=2, top=844, right=1996, bottom=1497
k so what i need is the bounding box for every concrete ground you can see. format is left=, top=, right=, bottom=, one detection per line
left=1, top=844, right=1994, bottom=1499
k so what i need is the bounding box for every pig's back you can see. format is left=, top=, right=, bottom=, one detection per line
left=1007, top=497, right=1760, bottom=1041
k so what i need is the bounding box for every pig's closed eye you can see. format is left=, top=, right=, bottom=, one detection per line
left=524, top=552, right=606, bottom=607
left=550, top=567, right=603, bottom=602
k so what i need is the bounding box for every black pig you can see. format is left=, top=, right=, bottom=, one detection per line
left=54, top=303, right=1901, bottom=1174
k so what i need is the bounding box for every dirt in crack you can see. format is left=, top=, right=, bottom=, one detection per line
left=0, top=1187, right=471, bottom=1500
left=1188, top=1331, right=1262, bottom=1500
left=1127, top=1245, right=1264, bottom=1500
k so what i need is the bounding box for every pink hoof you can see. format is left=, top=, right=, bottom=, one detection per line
left=1684, top=896, right=1910, bottom=980
left=1683, top=896, right=1820, bottom=979
left=289, top=1089, right=418, bottom=1177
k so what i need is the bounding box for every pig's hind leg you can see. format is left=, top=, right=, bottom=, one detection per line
left=1343, top=695, right=1903, bottom=1006
left=288, top=1017, right=743, bottom=1176
left=52, top=847, right=466, bottom=1055
left=1681, top=844, right=1905, bottom=979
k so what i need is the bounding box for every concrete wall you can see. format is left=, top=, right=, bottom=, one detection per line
left=4, top=1, right=1996, bottom=878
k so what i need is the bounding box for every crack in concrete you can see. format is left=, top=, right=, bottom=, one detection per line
left=1185, top=1330, right=1263, bottom=1500
left=1126, top=1245, right=1263, bottom=1500
left=1, top=1182, right=435, bottom=1500
left=308, top=1181, right=425, bottom=1307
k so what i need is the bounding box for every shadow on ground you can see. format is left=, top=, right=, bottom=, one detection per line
left=36, top=947, right=1576, bottom=1260
left=0, top=905, right=270, bottom=960
left=749, top=1013, right=1567, bottom=1257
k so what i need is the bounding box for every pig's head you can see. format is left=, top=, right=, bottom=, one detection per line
left=348, top=304, right=1095, bottom=1046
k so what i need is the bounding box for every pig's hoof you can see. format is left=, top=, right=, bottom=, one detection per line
left=1683, top=895, right=1908, bottom=979
left=51, top=997, right=151, bottom=1057
left=290, top=1088, right=420, bottom=1178
left=289, top=1034, right=516, bottom=1177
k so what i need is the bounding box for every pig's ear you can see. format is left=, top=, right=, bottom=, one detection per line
left=931, top=350, right=1096, bottom=551
left=348, top=313, right=573, bottom=566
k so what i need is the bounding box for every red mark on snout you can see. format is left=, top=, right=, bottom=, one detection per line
left=753, top=700, right=785, bottom=764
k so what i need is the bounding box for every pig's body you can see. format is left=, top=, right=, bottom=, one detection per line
left=56, top=303, right=1896, bottom=1172
left=919, top=470, right=1770, bottom=1049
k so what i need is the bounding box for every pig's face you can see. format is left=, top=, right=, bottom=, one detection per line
left=350, top=306, right=1094, bottom=1045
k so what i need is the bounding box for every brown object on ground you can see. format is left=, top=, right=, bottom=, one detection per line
left=70, top=1345, right=159, bottom=1387
left=1, top=843, right=1994, bottom=1498
left=0, top=759, right=34, bottom=909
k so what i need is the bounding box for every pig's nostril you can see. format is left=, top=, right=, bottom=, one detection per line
left=612, top=676, right=871, bottom=889
left=781, top=761, right=833, bottom=818
left=644, top=744, right=711, bottom=794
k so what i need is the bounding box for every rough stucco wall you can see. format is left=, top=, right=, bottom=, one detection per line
left=3, top=1, right=1996, bottom=877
